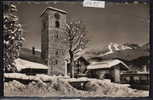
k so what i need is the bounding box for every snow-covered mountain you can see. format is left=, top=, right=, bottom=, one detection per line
left=78, top=42, right=143, bottom=58
left=100, top=43, right=133, bottom=56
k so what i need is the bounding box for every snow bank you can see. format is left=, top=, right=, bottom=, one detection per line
left=84, top=79, right=149, bottom=97
left=4, top=77, right=149, bottom=97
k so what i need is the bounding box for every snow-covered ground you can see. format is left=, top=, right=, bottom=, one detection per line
left=4, top=58, right=149, bottom=97
left=4, top=74, right=149, bottom=97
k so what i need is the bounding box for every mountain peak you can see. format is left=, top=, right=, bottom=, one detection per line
left=101, top=43, right=133, bottom=56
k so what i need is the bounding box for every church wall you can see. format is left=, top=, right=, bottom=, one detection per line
left=41, top=8, right=67, bottom=75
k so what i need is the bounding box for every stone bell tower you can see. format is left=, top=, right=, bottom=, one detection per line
left=40, top=7, right=67, bottom=75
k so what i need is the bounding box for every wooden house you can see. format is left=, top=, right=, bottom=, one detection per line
left=15, top=58, right=48, bottom=75
left=74, top=56, right=90, bottom=77
left=121, top=72, right=149, bottom=90
left=89, top=47, right=150, bottom=73
left=65, top=55, right=90, bottom=78
left=87, top=59, right=129, bottom=83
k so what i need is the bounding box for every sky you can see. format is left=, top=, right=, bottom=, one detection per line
left=14, top=1, right=149, bottom=50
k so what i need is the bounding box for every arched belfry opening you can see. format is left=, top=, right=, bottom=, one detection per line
left=55, top=20, right=60, bottom=28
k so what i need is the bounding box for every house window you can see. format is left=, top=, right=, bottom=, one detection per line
left=56, top=50, right=58, bottom=55
left=54, top=13, right=60, bottom=20
left=55, top=20, right=60, bottom=28
left=55, top=60, right=58, bottom=64
left=134, top=76, right=139, bottom=81
left=140, top=76, right=146, bottom=81
left=126, top=77, right=130, bottom=81
left=56, top=34, right=59, bottom=39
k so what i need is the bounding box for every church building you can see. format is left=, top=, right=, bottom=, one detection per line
left=40, top=7, right=68, bottom=75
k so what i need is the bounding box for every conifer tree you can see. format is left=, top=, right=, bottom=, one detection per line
left=3, top=2, right=24, bottom=72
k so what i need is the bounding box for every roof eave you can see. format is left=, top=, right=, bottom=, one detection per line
left=40, top=7, right=67, bottom=17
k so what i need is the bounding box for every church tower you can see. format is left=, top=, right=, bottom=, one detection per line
left=41, top=7, right=67, bottom=75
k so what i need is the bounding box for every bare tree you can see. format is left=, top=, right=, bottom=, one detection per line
left=64, top=20, right=88, bottom=78
left=3, top=2, right=24, bottom=72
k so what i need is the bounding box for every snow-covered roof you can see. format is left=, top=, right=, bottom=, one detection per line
left=64, top=49, right=88, bottom=62
left=15, top=58, right=48, bottom=71
left=40, top=7, right=67, bottom=17
left=5, top=73, right=29, bottom=80
left=4, top=73, right=41, bottom=81
left=4, top=73, right=65, bottom=82
left=87, top=59, right=129, bottom=70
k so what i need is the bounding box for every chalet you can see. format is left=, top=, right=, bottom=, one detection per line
left=74, top=56, right=90, bottom=77
left=64, top=53, right=90, bottom=78
left=89, top=47, right=150, bottom=73
left=87, top=59, right=129, bottom=83
left=121, top=72, right=149, bottom=90
left=15, top=58, right=48, bottom=75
